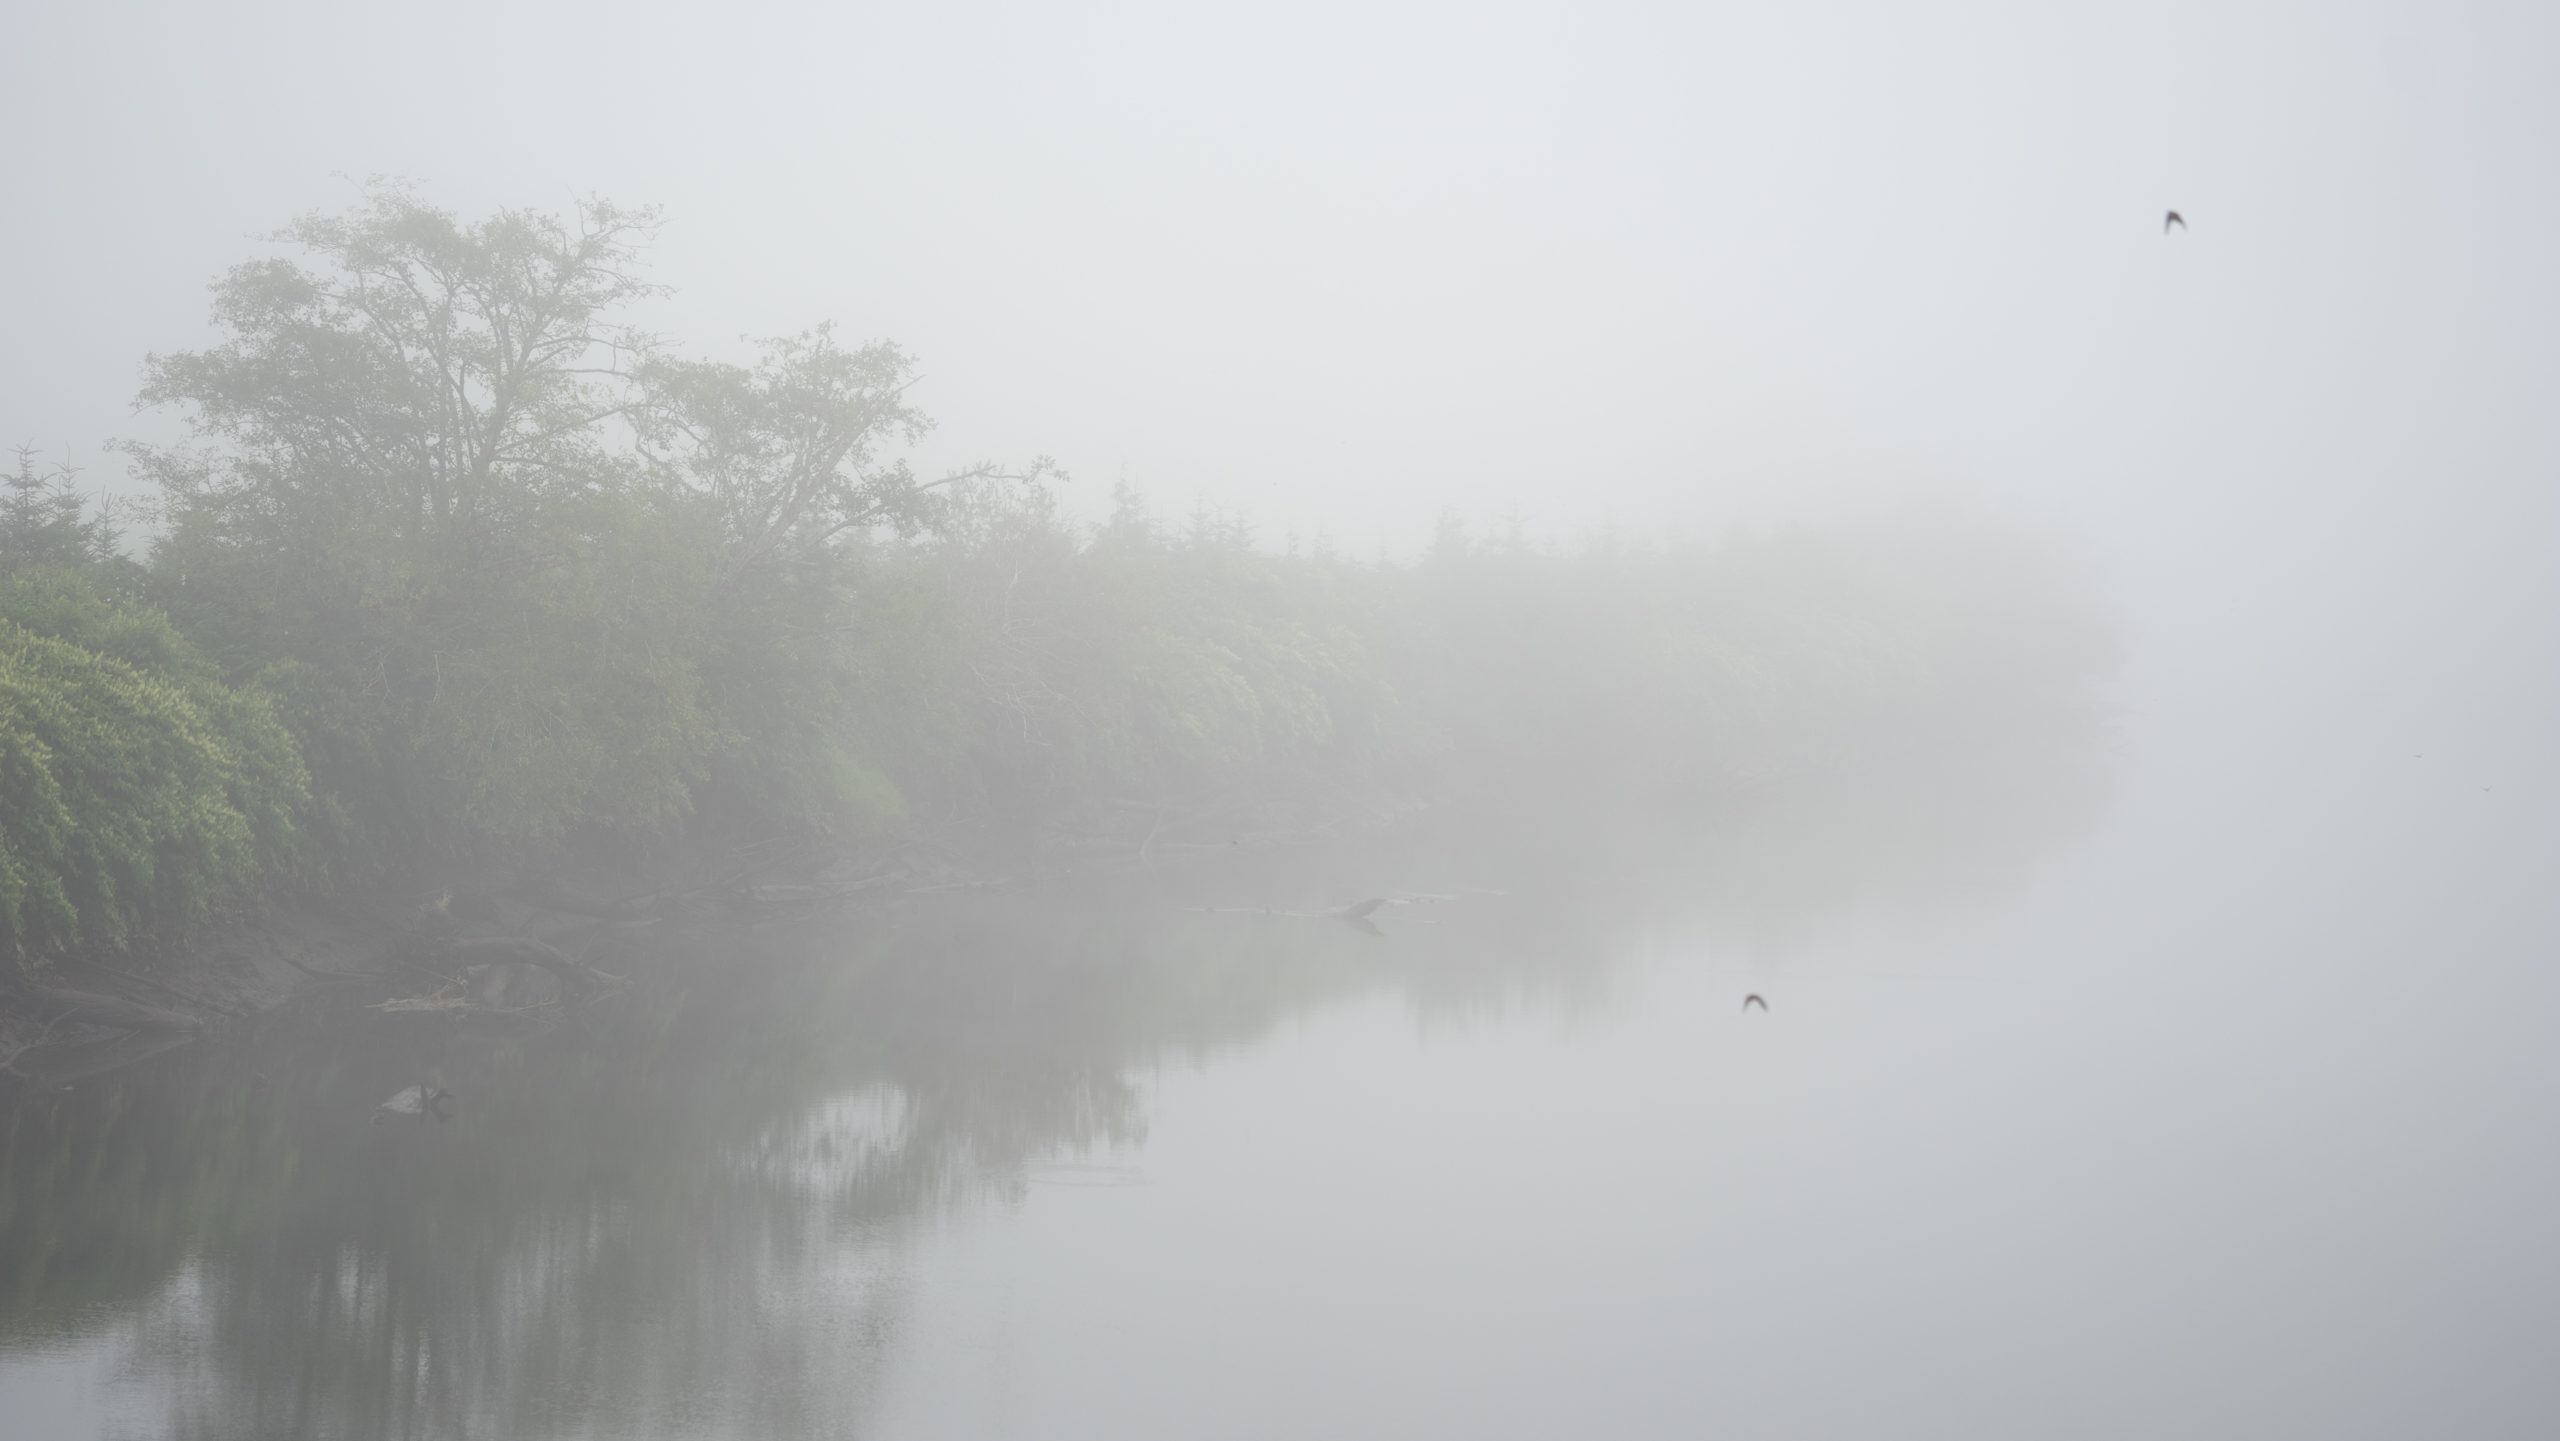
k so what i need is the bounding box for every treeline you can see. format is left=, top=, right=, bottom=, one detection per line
left=0, top=188, right=2114, bottom=968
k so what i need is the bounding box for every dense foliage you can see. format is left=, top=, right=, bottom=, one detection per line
left=0, top=567, right=310, bottom=962
left=1, top=189, right=2114, bottom=968
left=831, top=485, right=2111, bottom=828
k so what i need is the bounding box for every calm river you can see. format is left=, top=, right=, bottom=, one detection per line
left=3, top=572, right=2555, bottom=1440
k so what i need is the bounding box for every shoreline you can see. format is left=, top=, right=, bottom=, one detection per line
left=0, top=785, right=1437, bottom=1091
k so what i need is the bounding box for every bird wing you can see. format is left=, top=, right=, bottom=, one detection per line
left=2164, top=211, right=2185, bottom=231
left=1743, top=995, right=1767, bottom=1012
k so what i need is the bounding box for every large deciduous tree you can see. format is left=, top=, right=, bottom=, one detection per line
left=129, top=187, right=958, bottom=862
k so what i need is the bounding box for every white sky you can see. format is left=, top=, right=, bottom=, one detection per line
left=4, top=0, right=2555, bottom=576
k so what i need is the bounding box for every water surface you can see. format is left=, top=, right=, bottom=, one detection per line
left=4, top=619, right=2554, bottom=1440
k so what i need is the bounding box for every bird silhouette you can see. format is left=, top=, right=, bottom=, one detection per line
left=1742, top=994, right=1768, bottom=1013
left=2163, top=210, right=2186, bottom=234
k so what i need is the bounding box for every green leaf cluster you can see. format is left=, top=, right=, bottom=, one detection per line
left=0, top=571, right=310, bottom=961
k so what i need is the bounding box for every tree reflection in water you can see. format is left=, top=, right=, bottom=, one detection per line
left=0, top=698, right=2110, bottom=1440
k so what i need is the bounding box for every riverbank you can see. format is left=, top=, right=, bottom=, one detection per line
left=0, top=780, right=1443, bottom=1089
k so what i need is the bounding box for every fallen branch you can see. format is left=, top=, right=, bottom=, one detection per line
left=20, top=985, right=204, bottom=1034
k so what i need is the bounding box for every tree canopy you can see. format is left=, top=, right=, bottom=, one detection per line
left=127, top=188, right=998, bottom=861
left=0, top=187, right=2115, bottom=969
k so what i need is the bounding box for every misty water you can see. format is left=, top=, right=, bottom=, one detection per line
left=2, top=565, right=2552, bottom=1441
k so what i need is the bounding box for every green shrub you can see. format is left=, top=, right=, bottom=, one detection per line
left=0, top=577, right=310, bottom=962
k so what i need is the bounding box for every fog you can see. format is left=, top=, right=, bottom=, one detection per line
left=3, top=2, right=2557, bottom=1437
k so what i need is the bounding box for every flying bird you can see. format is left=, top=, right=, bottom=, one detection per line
left=1742, top=994, right=1768, bottom=1013
left=2163, top=210, right=2186, bottom=234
